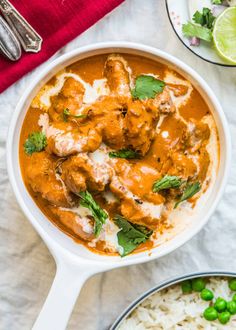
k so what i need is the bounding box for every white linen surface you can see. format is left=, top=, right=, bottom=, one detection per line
left=0, top=1, right=236, bottom=329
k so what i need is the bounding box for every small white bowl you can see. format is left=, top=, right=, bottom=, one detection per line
left=111, top=271, right=236, bottom=329
left=166, top=0, right=236, bottom=67
left=7, top=42, right=231, bottom=330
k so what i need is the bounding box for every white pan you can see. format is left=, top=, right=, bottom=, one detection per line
left=6, top=42, right=231, bottom=330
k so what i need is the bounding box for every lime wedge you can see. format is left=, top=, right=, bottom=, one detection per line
left=213, top=7, right=236, bottom=64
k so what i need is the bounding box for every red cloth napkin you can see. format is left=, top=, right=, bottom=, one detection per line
left=0, top=0, right=124, bottom=93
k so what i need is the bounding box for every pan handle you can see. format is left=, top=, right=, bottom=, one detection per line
left=32, top=259, right=92, bottom=330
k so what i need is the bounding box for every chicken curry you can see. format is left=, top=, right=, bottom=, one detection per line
left=19, top=53, right=219, bottom=256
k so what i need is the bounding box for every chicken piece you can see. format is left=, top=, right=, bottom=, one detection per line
left=87, top=94, right=159, bottom=155
left=26, top=152, right=71, bottom=207
left=102, top=110, right=126, bottom=149
left=60, top=154, right=112, bottom=194
left=167, top=83, right=189, bottom=97
left=120, top=199, right=158, bottom=229
left=187, top=119, right=210, bottom=152
left=144, top=87, right=176, bottom=114
left=87, top=96, right=127, bottom=149
left=124, top=100, right=159, bottom=155
left=50, top=207, right=94, bottom=241
left=112, top=158, right=164, bottom=205
left=167, top=152, right=197, bottom=180
left=110, top=176, right=160, bottom=229
left=157, top=113, right=190, bottom=150
left=104, top=55, right=131, bottom=96
left=39, top=114, right=99, bottom=157
left=46, top=124, right=102, bottom=157
left=197, top=147, right=210, bottom=182
left=61, top=77, right=85, bottom=100
left=49, top=77, right=85, bottom=121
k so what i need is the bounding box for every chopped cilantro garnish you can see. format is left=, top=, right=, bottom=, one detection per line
left=193, top=8, right=216, bottom=29
left=182, top=22, right=212, bottom=42
left=79, top=190, right=108, bottom=237
left=114, top=215, right=153, bottom=257
left=153, top=175, right=184, bottom=193
left=24, top=131, right=47, bottom=155
left=131, top=75, right=165, bottom=100
left=63, top=108, right=86, bottom=122
left=109, top=149, right=141, bottom=159
left=174, top=182, right=201, bottom=208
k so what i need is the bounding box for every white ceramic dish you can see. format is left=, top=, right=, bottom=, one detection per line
left=166, top=0, right=236, bottom=67
left=111, top=271, right=236, bottom=329
left=7, top=42, right=231, bottom=330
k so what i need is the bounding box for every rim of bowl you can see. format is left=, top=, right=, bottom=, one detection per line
left=165, top=0, right=236, bottom=68
left=111, top=270, right=236, bottom=329
left=6, top=41, right=232, bottom=268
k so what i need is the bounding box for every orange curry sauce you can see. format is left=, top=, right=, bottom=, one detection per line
left=19, top=54, right=219, bottom=256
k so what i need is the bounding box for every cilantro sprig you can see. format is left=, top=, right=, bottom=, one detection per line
left=193, top=8, right=216, bottom=29
left=153, top=175, right=185, bottom=193
left=79, top=190, right=108, bottom=237
left=174, top=182, right=201, bottom=209
left=109, top=149, right=141, bottom=159
left=63, top=108, right=86, bottom=122
left=182, top=7, right=216, bottom=43
left=182, top=22, right=213, bottom=42
left=131, top=75, right=165, bottom=100
left=115, top=215, right=153, bottom=257
left=24, top=131, right=47, bottom=155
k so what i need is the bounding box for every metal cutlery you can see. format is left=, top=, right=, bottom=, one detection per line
left=0, top=15, right=21, bottom=61
left=0, top=0, right=42, bottom=61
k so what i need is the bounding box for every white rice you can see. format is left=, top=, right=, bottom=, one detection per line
left=119, top=278, right=236, bottom=329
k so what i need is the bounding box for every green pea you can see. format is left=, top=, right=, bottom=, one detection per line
left=203, top=307, right=218, bottom=321
left=218, top=311, right=231, bottom=324
left=181, top=280, right=192, bottom=293
left=232, top=293, right=236, bottom=302
left=200, top=288, right=214, bottom=301
left=192, top=278, right=206, bottom=292
left=214, top=297, right=227, bottom=312
left=227, top=301, right=236, bottom=315
left=229, top=278, right=236, bottom=291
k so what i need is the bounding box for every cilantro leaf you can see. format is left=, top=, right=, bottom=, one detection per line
left=153, top=175, right=185, bottom=193
left=109, top=149, right=141, bottom=159
left=63, top=108, right=86, bottom=122
left=114, top=215, right=153, bottom=257
left=193, top=8, right=216, bottom=29
left=24, top=131, right=47, bottom=155
left=174, top=182, right=201, bottom=208
left=193, top=11, right=205, bottom=26
left=182, top=22, right=212, bottom=42
left=131, top=75, right=165, bottom=100
left=79, top=190, right=108, bottom=237
left=202, top=8, right=215, bottom=29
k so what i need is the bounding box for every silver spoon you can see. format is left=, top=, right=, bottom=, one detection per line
left=0, top=0, right=42, bottom=53
left=0, top=15, right=21, bottom=61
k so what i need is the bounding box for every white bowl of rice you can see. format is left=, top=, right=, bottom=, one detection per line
left=111, top=271, right=236, bottom=330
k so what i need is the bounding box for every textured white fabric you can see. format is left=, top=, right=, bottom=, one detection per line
left=0, top=1, right=236, bottom=329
